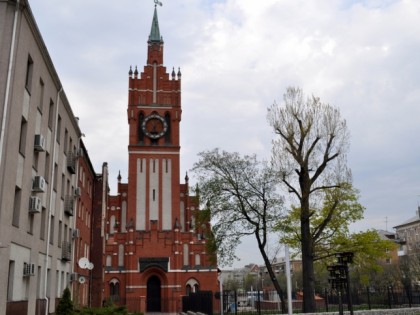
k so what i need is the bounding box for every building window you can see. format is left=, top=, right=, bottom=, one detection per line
left=38, top=78, right=44, bottom=112
left=7, top=261, right=15, bottom=301
left=61, top=174, right=65, bottom=199
left=58, top=221, right=62, bottom=246
left=40, top=207, right=46, bottom=240
left=48, top=99, right=54, bottom=129
left=186, top=279, right=199, bottom=295
left=44, top=153, right=50, bottom=182
left=53, top=163, right=58, bottom=191
left=25, top=55, right=34, bottom=93
left=183, top=244, right=189, bottom=266
left=19, top=118, right=28, bottom=156
left=12, top=187, right=21, bottom=227
left=49, top=215, right=54, bottom=245
left=33, top=151, right=39, bottom=170
left=46, top=268, right=51, bottom=298
left=64, top=129, right=68, bottom=153
left=186, top=284, right=191, bottom=295
left=110, top=279, right=120, bottom=301
left=118, top=245, right=124, bottom=267
left=27, top=212, right=34, bottom=235
left=56, top=115, right=61, bottom=143
left=110, top=215, right=116, bottom=234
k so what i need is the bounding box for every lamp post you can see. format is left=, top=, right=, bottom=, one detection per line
left=218, top=269, right=223, bottom=315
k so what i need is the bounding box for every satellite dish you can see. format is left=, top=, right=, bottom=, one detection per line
left=88, top=262, right=94, bottom=270
left=79, top=276, right=86, bottom=284
left=78, top=257, right=89, bottom=269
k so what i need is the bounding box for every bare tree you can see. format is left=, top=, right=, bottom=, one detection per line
left=267, top=87, right=351, bottom=312
left=192, top=149, right=287, bottom=313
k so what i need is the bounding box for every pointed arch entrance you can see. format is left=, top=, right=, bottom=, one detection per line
left=147, top=275, right=161, bottom=312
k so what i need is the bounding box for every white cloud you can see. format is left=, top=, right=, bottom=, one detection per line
left=30, top=0, right=420, bottom=267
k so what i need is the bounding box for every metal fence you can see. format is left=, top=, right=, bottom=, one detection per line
left=219, top=286, right=420, bottom=314
left=183, top=291, right=214, bottom=315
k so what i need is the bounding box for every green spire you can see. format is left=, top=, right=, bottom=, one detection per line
left=149, top=6, right=162, bottom=43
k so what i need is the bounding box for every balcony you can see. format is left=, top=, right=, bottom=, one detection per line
left=64, top=196, right=74, bottom=216
left=62, top=241, right=72, bottom=261
left=67, top=151, right=76, bottom=174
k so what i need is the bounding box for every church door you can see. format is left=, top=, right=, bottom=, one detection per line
left=147, top=275, right=161, bottom=312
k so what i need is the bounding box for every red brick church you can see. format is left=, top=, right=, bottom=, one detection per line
left=100, top=4, right=219, bottom=313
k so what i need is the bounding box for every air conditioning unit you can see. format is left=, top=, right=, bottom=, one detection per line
left=77, top=148, right=83, bottom=157
left=74, top=187, right=81, bottom=197
left=23, top=263, right=35, bottom=276
left=34, top=134, right=46, bottom=152
left=29, top=196, right=42, bottom=213
left=70, top=272, right=79, bottom=282
left=32, top=175, right=46, bottom=193
left=73, top=228, right=80, bottom=239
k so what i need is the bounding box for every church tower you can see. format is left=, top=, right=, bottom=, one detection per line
left=103, top=4, right=219, bottom=314
left=127, top=4, right=182, bottom=235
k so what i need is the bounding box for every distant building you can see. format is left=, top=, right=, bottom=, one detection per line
left=0, top=1, right=99, bottom=314
left=393, top=207, right=420, bottom=257
left=376, top=229, right=399, bottom=265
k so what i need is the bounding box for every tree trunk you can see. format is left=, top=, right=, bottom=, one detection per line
left=301, top=217, right=316, bottom=312
left=258, top=242, right=287, bottom=313
left=301, top=192, right=316, bottom=313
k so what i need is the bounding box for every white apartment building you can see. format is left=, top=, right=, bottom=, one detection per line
left=0, top=1, right=83, bottom=314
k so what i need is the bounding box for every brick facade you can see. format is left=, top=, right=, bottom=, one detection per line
left=101, top=6, right=219, bottom=314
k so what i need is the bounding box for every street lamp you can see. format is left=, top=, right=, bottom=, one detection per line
left=335, top=252, right=354, bottom=315
left=328, top=252, right=354, bottom=315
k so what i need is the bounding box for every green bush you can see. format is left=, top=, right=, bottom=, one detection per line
left=75, top=305, right=128, bottom=315
left=55, top=288, right=74, bottom=315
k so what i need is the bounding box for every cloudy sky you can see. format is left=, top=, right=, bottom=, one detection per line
left=29, top=0, right=420, bottom=267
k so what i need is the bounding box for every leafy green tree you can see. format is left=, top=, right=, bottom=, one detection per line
left=192, top=149, right=286, bottom=312
left=267, top=87, right=352, bottom=312
left=396, top=249, right=420, bottom=287
left=56, top=287, right=74, bottom=315
left=277, top=183, right=364, bottom=260
left=244, top=273, right=259, bottom=291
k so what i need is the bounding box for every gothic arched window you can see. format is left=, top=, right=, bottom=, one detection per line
left=109, top=279, right=120, bottom=302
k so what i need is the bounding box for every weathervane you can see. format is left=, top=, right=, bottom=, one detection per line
left=154, top=0, right=163, bottom=7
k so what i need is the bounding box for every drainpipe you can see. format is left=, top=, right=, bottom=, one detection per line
left=44, top=87, right=63, bottom=315
left=0, top=0, right=20, bottom=220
